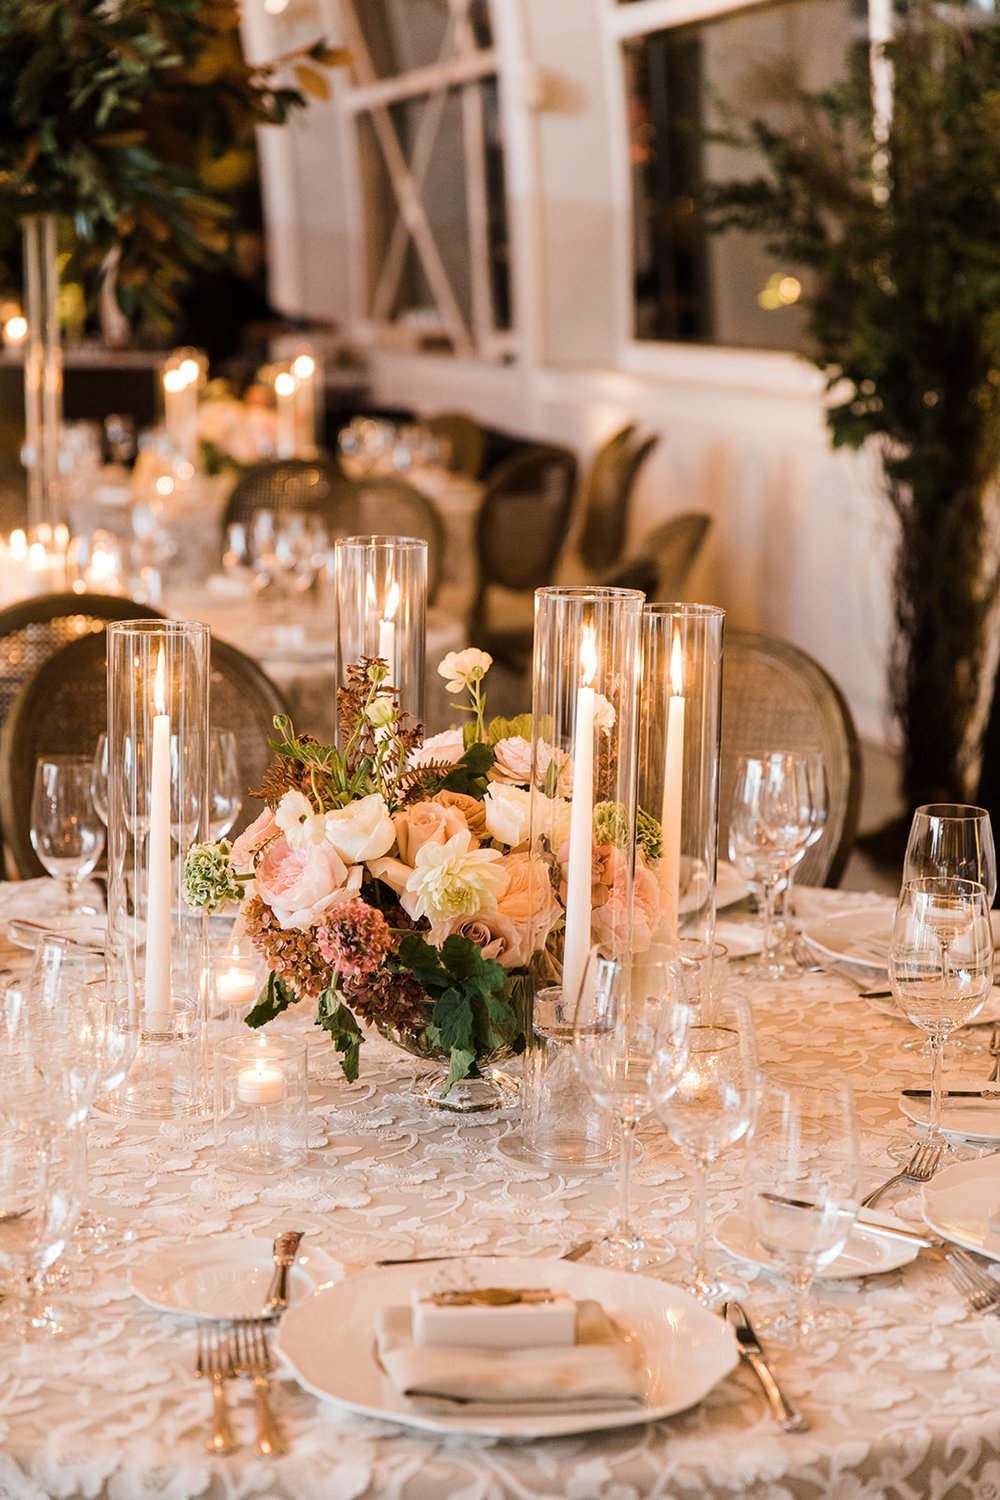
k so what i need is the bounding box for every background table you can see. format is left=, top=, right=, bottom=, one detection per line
left=4, top=884, right=1000, bottom=1499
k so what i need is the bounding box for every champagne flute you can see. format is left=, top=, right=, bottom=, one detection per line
left=208, top=729, right=242, bottom=840
left=649, top=989, right=757, bottom=1304
left=903, top=804, right=996, bottom=902
left=728, top=751, right=814, bottom=980
left=889, top=876, right=993, bottom=1162
left=30, top=756, right=105, bottom=913
left=746, top=1076, right=861, bottom=1343
left=572, top=951, right=676, bottom=1269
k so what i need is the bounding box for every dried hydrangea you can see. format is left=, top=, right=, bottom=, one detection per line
left=340, top=966, right=430, bottom=1034
left=183, top=840, right=245, bottom=914
left=316, top=899, right=393, bottom=978
left=242, top=896, right=334, bottom=1001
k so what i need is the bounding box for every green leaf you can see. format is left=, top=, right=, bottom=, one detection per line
left=439, top=740, right=494, bottom=797
left=442, top=1047, right=477, bottom=1093
left=437, top=933, right=506, bottom=995
left=426, top=986, right=475, bottom=1055
left=486, top=713, right=533, bottom=746
left=315, top=990, right=364, bottom=1083
left=244, top=971, right=297, bottom=1029
left=396, top=932, right=449, bottom=989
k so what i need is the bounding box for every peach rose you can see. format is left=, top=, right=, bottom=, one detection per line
left=429, top=910, right=529, bottom=970
left=591, top=852, right=661, bottom=955
left=558, top=840, right=627, bottom=911
left=433, top=790, right=488, bottom=839
left=496, top=853, right=562, bottom=949
left=394, top=800, right=471, bottom=866
left=489, top=736, right=533, bottom=786
left=231, top=806, right=277, bottom=870
left=255, top=834, right=362, bottom=931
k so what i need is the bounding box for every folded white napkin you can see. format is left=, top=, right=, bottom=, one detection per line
left=374, top=1299, right=645, bottom=1415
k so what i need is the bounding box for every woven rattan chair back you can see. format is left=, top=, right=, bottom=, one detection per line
left=315, top=476, right=447, bottom=602
left=0, top=630, right=289, bottom=878
left=424, top=412, right=485, bottom=478
left=645, top=513, right=712, bottom=600
left=223, top=457, right=343, bottom=529
left=472, top=442, right=577, bottom=605
left=721, top=628, right=862, bottom=888
left=579, top=428, right=659, bottom=576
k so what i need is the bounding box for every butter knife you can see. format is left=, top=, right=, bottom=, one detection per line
left=901, top=1088, right=1000, bottom=1099
left=723, top=1301, right=809, bottom=1432
left=262, top=1229, right=305, bottom=1316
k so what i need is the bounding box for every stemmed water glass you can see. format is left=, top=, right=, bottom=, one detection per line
left=746, top=1076, right=861, bottom=1343
left=0, top=1106, right=86, bottom=1340
left=773, top=752, right=829, bottom=975
left=649, top=989, right=757, bottom=1305
left=572, top=952, right=676, bottom=1269
left=208, top=729, right=242, bottom=840
left=888, top=876, right=993, bottom=1162
left=903, top=804, right=996, bottom=901
left=728, top=751, right=815, bottom=979
left=30, top=755, right=105, bottom=913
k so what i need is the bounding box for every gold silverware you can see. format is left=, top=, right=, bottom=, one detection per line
left=262, top=1228, right=305, bottom=1316
left=232, top=1317, right=286, bottom=1457
left=375, top=1239, right=594, bottom=1267
left=195, top=1324, right=237, bottom=1456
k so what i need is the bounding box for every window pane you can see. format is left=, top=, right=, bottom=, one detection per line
left=355, top=0, right=492, bottom=79
left=627, top=0, right=857, bottom=349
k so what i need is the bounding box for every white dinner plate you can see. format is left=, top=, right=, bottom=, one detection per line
left=922, top=1157, right=1000, bottom=1261
left=900, top=1094, right=1000, bottom=1143
left=275, top=1256, right=738, bottom=1440
left=801, top=906, right=1000, bottom=983
left=714, top=1210, right=918, bottom=1279
left=7, top=914, right=106, bottom=952
left=129, top=1235, right=342, bottom=1321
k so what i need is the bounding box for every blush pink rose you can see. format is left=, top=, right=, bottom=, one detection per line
left=255, top=833, right=362, bottom=931
left=394, top=800, right=471, bottom=866
left=429, top=910, right=529, bottom=970
left=495, top=853, right=562, bottom=950
left=591, top=853, right=662, bottom=955
left=230, top=806, right=277, bottom=870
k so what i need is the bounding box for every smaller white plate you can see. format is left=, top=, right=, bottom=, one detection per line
left=901, top=1094, right=1000, bottom=1144
left=7, top=915, right=106, bottom=952
left=129, top=1235, right=342, bottom=1321
left=869, top=990, right=1000, bottom=1027
left=714, top=1210, right=918, bottom=1279
left=922, top=1157, right=1000, bottom=1261
left=799, top=906, right=895, bottom=973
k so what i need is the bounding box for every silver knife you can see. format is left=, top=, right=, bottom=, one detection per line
left=901, top=1089, right=1000, bottom=1099
left=760, top=1192, right=938, bottom=1247
left=723, top=1301, right=809, bottom=1432
left=262, top=1229, right=305, bottom=1316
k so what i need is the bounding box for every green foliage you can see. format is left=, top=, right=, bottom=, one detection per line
left=0, top=0, right=347, bottom=326
left=396, top=932, right=525, bottom=1092
left=245, top=971, right=297, bottom=1029
left=315, top=989, right=363, bottom=1082
left=435, top=741, right=495, bottom=800
left=486, top=714, right=533, bottom=746
left=702, top=2, right=1000, bottom=800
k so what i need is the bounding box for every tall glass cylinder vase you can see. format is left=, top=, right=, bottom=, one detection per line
left=22, top=214, right=63, bottom=534
left=511, top=586, right=644, bottom=1166
left=105, top=620, right=210, bottom=1118
left=334, top=536, right=427, bottom=731
left=639, top=604, right=725, bottom=951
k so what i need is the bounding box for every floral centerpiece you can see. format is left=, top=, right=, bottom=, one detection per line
left=185, top=649, right=662, bottom=1108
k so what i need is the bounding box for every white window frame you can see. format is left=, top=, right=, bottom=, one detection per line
left=601, top=0, right=881, bottom=398
left=333, top=0, right=516, bottom=361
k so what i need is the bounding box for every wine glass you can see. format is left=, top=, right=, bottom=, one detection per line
left=91, top=732, right=109, bottom=826
left=649, top=989, right=757, bottom=1304
left=746, top=1075, right=861, bottom=1343
left=773, top=752, right=829, bottom=975
left=208, top=729, right=242, bottom=840
left=0, top=1110, right=86, bottom=1340
left=572, top=951, right=676, bottom=1269
left=888, top=876, right=993, bottom=1162
left=728, top=751, right=815, bottom=979
left=30, top=756, right=105, bottom=913
left=903, top=804, right=996, bottom=903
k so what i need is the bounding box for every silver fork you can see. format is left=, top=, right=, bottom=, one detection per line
left=195, top=1324, right=237, bottom=1455
left=860, top=1142, right=942, bottom=1208
left=232, top=1317, right=286, bottom=1457
left=946, top=1250, right=1000, bottom=1314
left=988, top=1026, right=1000, bottom=1084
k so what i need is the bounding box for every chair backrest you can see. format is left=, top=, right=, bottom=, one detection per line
left=315, top=476, right=447, bottom=602
left=424, top=411, right=485, bottom=478
left=223, top=457, right=343, bottom=529
left=578, top=426, right=659, bottom=575
left=473, top=444, right=578, bottom=601
left=720, top=628, right=862, bottom=887
left=0, top=629, right=289, bottom=878
left=645, top=512, right=712, bottom=601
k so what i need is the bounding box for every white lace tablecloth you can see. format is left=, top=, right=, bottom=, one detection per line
left=5, top=884, right=1000, bottom=1500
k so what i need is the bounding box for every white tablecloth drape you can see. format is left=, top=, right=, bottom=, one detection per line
left=4, top=884, right=1000, bottom=1500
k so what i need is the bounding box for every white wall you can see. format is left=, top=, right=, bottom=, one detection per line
left=249, top=0, right=898, bottom=746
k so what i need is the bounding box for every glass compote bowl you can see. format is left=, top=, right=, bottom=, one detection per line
left=888, top=876, right=993, bottom=1162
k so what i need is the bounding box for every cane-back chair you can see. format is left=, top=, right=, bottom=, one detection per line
left=223, top=457, right=343, bottom=529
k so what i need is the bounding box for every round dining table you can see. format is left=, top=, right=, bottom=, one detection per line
left=3, top=883, right=1000, bottom=1499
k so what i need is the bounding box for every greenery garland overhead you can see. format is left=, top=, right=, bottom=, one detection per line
left=0, top=0, right=347, bottom=326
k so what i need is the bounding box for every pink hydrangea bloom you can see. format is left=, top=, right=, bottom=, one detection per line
left=316, top=898, right=393, bottom=978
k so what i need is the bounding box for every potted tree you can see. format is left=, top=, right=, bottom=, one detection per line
left=702, top=0, right=1000, bottom=827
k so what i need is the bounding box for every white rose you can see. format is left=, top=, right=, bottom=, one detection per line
left=531, top=790, right=573, bottom=851
left=437, top=647, right=493, bottom=694
left=490, top=735, right=534, bottom=786
left=594, top=693, right=616, bottom=731
left=274, top=788, right=328, bottom=851
left=323, top=793, right=395, bottom=863
left=407, top=728, right=466, bottom=769
left=483, top=783, right=533, bottom=847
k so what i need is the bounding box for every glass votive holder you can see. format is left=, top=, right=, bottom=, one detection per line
left=673, top=939, right=730, bottom=1013
left=210, top=931, right=262, bottom=1023
left=107, top=991, right=201, bottom=1120
left=214, top=1034, right=308, bottom=1175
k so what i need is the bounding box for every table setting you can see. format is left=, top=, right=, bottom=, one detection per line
left=4, top=572, right=1000, bottom=1500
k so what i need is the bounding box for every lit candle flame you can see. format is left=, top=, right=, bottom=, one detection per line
left=178, top=357, right=200, bottom=386
left=580, top=625, right=597, bottom=688
left=384, top=580, right=401, bottom=621
left=274, top=371, right=297, bottom=398
left=154, top=645, right=167, bottom=716
left=163, top=367, right=186, bottom=393
left=670, top=632, right=684, bottom=696
left=292, top=353, right=315, bottom=380
left=10, top=529, right=26, bottom=562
